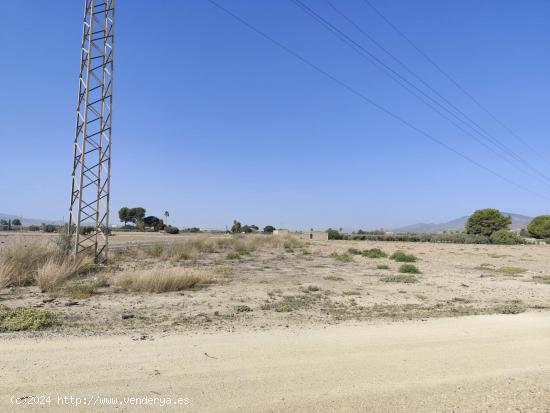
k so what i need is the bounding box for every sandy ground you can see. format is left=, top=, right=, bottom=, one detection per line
left=1, top=312, right=550, bottom=412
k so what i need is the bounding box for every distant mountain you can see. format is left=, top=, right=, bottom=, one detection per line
left=393, top=212, right=532, bottom=233
left=0, top=212, right=63, bottom=226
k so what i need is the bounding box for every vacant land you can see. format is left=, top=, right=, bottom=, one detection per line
left=1, top=232, right=549, bottom=336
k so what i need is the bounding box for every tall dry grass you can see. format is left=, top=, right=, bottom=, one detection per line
left=0, top=239, right=54, bottom=288
left=36, top=255, right=93, bottom=293
left=114, top=266, right=217, bottom=293
left=141, top=234, right=303, bottom=262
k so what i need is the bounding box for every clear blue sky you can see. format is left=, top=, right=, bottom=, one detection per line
left=1, top=0, right=549, bottom=230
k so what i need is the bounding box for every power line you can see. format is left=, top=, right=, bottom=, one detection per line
left=291, top=0, right=550, bottom=187
left=361, top=0, right=549, bottom=164
left=324, top=0, right=550, bottom=184
left=206, top=0, right=549, bottom=201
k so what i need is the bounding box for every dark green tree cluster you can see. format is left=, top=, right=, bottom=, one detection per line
left=465, top=209, right=511, bottom=236
left=118, top=207, right=146, bottom=225
left=230, top=220, right=260, bottom=233
left=527, top=215, right=550, bottom=239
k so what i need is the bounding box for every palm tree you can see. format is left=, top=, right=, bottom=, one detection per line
left=164, top=211, right=170, bottom=226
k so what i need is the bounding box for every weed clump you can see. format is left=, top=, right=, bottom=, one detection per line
left=390, top=251, right=417, bottom=262
left=398, top=264, right=421, bottom=274
left=381, top=275, right=418, bottom=284
left=0, top=305, right=56, bottom=331
left=376, top=264, right=390, bottom=270
left=362, top=248, right=387, bottom=258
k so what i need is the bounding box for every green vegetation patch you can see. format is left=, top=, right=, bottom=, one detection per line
left=0, top=305, right=56, bottom=331
left=390, top=251, right=418, bottom=262
left=376, top=264, right=390, bottom=270
left=235, top=305, right=252, bottom=313
left=398, top=264, right=421, bottom=274
left=381, top=275, right=419, bottom=284
left=362, top=248, right=387, bottom=258
left=495, top=266, right=527, bottom=276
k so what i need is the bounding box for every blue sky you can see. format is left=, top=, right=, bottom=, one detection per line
left=1, top=0, right=549, bottom=230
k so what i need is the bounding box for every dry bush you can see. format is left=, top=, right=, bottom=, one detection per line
left=36, top=255, right=93, bottom=293
left=114, top=266, right=217, bottom=293
left=0, top=239, right=54, bottom=288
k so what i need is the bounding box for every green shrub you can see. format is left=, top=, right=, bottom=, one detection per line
left=0, top=305, right=56, bottom=331
left=42, top=224, right=57, bottom=233
left=390, top=251, right=417, bottom=262
left=362, top=248, right=387, bottom=258
left=235, top=305, right=252, bottom=313
left=376, top=264, right=390, bottom=270
left=490, top=229, right=522, bottom=245
left=28, top=225, right=40, bottom=232
left=399, top=264, right=420, bottom=274
left=527, top=215, right=550, bottom=239
left=465, top=209, right=511, bottom=236
left=164, top=226, right=179, bottom=234
left=327, top=228, right=343, bottom=240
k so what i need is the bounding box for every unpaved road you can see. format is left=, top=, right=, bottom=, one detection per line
left=2, top=313, right=550, bottom=412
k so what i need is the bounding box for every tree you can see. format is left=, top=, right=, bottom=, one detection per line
left=231, top=220, right=242, bottom=234
left=12, top=218, right=21, bottom=226
left=263, top=225, right=275, bottom=233
left=527, top=215, right=550, bottom=239
left=164, top=211, right=170, bottom=226
left=143, top=216, right=164, bottom=231
left=327, top=228, right=343, bottom=240
left=465, top=209, right=511, bottom=236
left=118, top=207, right=130, bottom=224
left=131, top=207, right=146, bottom=223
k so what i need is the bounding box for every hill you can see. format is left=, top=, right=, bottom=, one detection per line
left=393, top=213, right=532, bottom=233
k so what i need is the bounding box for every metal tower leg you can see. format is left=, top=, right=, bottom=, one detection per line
left=68, top=0, right=115, bottom=261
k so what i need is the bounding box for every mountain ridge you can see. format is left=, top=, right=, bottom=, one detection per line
left=392, top=212, right=532, bottom=233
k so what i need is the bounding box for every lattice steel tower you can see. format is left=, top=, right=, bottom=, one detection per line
left=68, top=0, right=115, bottom=260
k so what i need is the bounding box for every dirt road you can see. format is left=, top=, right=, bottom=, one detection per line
left=2, top=312, right=550, bottom=412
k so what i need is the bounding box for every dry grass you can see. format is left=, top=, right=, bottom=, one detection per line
left=113, top=266, right=218, bottom=293
left=36, top=255, right=93, bottom=293
left=141, top=234, right=304, bottom=262
left=0, top=239, right=54, bottom=288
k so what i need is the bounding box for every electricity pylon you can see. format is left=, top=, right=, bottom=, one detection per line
left=68, top=0, right=115, bottom=261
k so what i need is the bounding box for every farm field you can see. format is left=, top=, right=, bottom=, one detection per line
left=1, top=232, right=549, bottom=336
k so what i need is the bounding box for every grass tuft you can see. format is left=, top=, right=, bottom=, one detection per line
left=362, top=248, right=387, bottom=258
left=376, top=264, right=390, bottom=270
left=390, top=250, right=418, bottom=262
left=495, top=266, right=527, bottom=276
left=36, top=255, right=93, bottom=293
left=0, top=239, right=54, bottom=288
left=398, top=264, right=421, bottom=274
left=381, top=274, right=419, bottom=283
left=114, top=267, right=216, bottom=293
